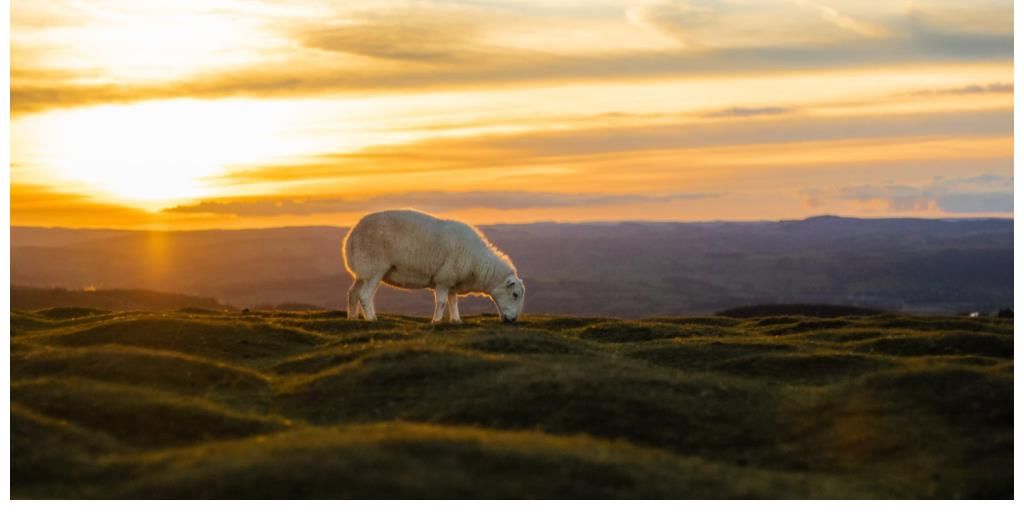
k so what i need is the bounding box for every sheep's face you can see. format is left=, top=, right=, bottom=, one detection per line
left=490, top=275, right=525, bottom=323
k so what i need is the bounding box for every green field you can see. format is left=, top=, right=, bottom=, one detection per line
left=10, top=308, right=1013, bottom=498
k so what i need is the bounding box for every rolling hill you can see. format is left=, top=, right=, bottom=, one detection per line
left=10, top=308, right=1012, bottom=498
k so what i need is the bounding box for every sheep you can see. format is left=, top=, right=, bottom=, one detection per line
left=342, top=209, right=526, bottom=323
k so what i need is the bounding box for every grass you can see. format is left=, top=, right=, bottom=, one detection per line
left=10, top=308, right=1013, bottom=499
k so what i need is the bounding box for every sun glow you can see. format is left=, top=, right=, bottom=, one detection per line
left=8, top=0, right=1014, bottom=227
left=11, top=98, right=340, bottom=209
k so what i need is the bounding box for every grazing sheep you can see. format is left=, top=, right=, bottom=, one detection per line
left=342, top=209, right=526, bottom=323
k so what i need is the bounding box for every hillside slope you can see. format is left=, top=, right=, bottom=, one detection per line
left=11, top=309, right=1013, bottom=498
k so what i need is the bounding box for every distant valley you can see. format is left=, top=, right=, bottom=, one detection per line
left=10, top=216, right=1013, bottom=316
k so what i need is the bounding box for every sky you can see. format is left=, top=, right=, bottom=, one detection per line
left=9, top=0, right=1014, bottom=229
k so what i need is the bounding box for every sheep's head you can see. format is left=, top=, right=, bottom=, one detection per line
left=490, top=274, right=525, bottom=323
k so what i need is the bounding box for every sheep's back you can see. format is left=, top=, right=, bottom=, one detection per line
left=345, top=210, right=452, bottom=271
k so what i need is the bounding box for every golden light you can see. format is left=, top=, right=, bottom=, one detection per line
left=11, top=98, right=336, bottom=209
left=15, top=0, right=281, bottom=81
left=7, top=1, right=1013, bottom=227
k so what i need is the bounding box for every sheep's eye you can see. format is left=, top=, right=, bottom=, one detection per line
left=512, top=292, right=520, bottom=299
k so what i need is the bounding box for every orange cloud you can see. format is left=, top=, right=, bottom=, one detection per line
left=11, top=25, right=1012, bottom=116
left=8, top=1, right=1014, bottom=229
left=11, top=184, right=159, bottom=227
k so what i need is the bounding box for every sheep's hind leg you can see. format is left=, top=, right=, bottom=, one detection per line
left=432, top=287, right=449, bottom=324
left=359, top=275, right=383, bottom=321
left=447, top=292, right=461, bottom=323
left=347, top=279, right=364, bottom=320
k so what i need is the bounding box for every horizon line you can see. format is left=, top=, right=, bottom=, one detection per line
left=9, top=214, right=1014, bottom=233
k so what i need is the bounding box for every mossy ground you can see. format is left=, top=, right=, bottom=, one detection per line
left=10, top=309, right=1013, bottom=498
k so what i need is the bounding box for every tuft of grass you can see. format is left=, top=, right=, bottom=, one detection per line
left=792, top=329, right=890, bottom=342
left=48, top=316, right=322, bottom=364
left=11, top=404, right=124, bottom=498
left=866, top=315, right=1012, bottom=335
left=12, top=378, right=290, bottom=448
left=709, top=352, right=898, bottom=385
left=11, top=312, right=61, bottom=336
left=103, top=422, right=864, bottom=499
left=270, top=317, right=398, bottom=335
left=270, top=343, right=382, bottom=375
left=644, top=316, right=743, bottom=328
left=794, top=366, right=1013, bottom=498
left=578, top=321, right=723, bottom=342
left=458, top=328, right=591, bottom=355
left=852, top=332, right=1012, bottom=358
left=760, top=318, right=857, bottom=336
left=176, top=307, right=229, bottom=315
left=12, top=345, right=272, bottom=404
left=278, top=346, right=512, bottom=422
left=519, top=316, right=612, bottom=330
left=35, top=307, right=113, bottom=320
left=856, top=366, right=1012, bottom=429
left=622, top=338, right=798, bottom=371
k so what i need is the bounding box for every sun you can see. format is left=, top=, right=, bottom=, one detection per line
left=12, top=98, right=317, bottom=209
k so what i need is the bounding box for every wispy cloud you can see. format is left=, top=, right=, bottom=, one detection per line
left=627, top=0, right=891, bottom=47
left=829, top=174, right=1012, bottom=214
left=299, top=23, right=470, bottom=62
left=912, top=82, right=1013, bottom=96
left=164, top=191, right=718, bottom=217
left=10, top=1, right=1013, bottom=115
left=626, top=0, right=726, bottom=47
left=793, top=0, right=890, bottom=38
left=465, top=109, right=1010, bottom=158
left=10, top=183, right=158, bottom=227
left=702, top=106, right=795, bottom=118
left=292, top=5, right=487, bottom=63
left=189, top=108, right=1008, bottom=196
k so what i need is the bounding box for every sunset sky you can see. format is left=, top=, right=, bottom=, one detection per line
left=9, top=0, right=1014, bottom=229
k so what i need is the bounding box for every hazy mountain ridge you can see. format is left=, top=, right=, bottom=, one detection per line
left=11, top=287, right=231, bottom=312
left=11, top=217, right=1012, bottom=316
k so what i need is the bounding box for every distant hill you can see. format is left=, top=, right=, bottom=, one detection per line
left=10, top=216, right=1013, bottom=316
left=717, top=304, right=884, bottom=318
left=11, top=287, right=231, bottom=312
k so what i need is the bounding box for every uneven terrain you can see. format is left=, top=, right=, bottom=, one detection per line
left=10, top=308, right=1013, bottom=498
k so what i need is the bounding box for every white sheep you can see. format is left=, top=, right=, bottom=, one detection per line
left=342, top=209, right=526, bottom=323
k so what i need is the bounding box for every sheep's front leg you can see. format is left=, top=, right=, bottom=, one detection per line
left=432, top=287, right=449, bottom=324
left=447, top=292, right=461, bottom=323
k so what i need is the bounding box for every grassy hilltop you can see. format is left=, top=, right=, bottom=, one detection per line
left=11, top=308, right=1013, bottom=499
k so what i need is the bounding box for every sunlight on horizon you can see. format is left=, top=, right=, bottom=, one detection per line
left=11, top=98, right=375, bottom=209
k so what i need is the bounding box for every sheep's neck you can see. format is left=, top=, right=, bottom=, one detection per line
left=472, top=252, right=514, bottom=293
